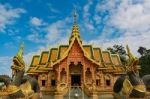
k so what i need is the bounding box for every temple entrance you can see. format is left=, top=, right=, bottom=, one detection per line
left=71, top=74, right=81, bottom=86
left=69, top=62, right=83, bottom=87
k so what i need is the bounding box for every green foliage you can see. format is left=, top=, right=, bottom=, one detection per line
left=138, top=47, right=150, bottom=76
left=108, top=45, right=150, bottom=76
left=107, top=44, right=128, bottom=66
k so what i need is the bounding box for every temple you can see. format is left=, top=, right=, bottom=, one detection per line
left=26, top=11, right=130, bottom=99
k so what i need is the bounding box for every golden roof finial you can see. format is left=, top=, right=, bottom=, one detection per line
left=126, top=45, right=135, bottom=61
left=69, top=8, right=82, bottom=44
left=126, top=45, right=139, bottom=72
left=17, top=42, right=24, bottom=59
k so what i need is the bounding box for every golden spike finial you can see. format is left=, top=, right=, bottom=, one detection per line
left=17, top=42, right=24, bottom=59
left=126, top=45, right=139, bottom=72
left=126, top=45, right=136, bottom=61
left=69, top=8, right=82, bottom=44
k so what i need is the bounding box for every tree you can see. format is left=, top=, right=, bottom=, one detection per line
left=138, top=47, right=147, bottom=56
left=138, top=47, right=150, bottom=76
left=107, top=44, right=128, bottom=66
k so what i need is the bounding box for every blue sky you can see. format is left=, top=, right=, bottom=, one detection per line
left=0, top=0, right=150, bottom=75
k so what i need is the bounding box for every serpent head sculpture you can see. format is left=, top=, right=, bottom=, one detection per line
left=11, top=42, right=25, bottom=86
left=113, top=45, right=146, bottom=98
left=0, top=43, right=40, bottom=99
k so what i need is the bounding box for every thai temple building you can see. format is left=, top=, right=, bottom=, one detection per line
left=26, top=11, right=127, bottom=99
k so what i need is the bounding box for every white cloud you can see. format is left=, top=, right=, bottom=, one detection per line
left=85, top=23, right=94, bottom=30
left=26, top=32, right=46, bottom=43
left=82, top=0, right=95, bottom=31
left=27, top=16, right=71, bottom=46
left=26, top=17, right=71, bottom=67
left=45, top=17, right=71, bottom=44
left=47, top=3, right=60, bottom=14
left=50, top=8, right=60, bottom=14
left=0, top=4, right=25, bottom=32
left=46, top=21, right=63, bottom=42
left=110, top=0, right=150, bottom=34
left=30, top=17, right=45, bottom=26
left=89, top=32, right=150, bottom=56
left=94, top=15, right=101, bottom=24
left=0, top=56, right=12, bottom=76
left=95, top=0, right=117, bottom=13
left=4, top=42, right=16, bottom=49
left=83, top=0, right=93, bottom=19
left=90, top=0, right=150, bottom=56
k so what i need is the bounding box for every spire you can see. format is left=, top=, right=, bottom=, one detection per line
left=73, top=8, right=77, bottom=24
left=69, top=9, right=82, bottom=44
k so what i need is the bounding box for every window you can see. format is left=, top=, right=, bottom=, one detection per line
left=87, top=68, right=90, bottom=71
left=96, top=79, right=100, bottom=86
left=51, top=80, right=56, bottom=86
left=106, top=80, right=110, bottom=86
left=42, top=80, right=45, bottom=86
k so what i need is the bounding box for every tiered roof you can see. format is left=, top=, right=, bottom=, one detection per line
left=27, top=11, right=125, bottom=75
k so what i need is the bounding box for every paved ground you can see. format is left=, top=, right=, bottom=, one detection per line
left=99, top=94, right=114, bottom=99
left=1, top=94, right=150, bottom=99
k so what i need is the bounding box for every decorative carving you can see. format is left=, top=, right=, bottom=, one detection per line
left=68, top=41, right=83, bottom=58
left=60, top=68, right=67, bottom=84
left=0, top=43, right=40, bottom=98
left=85, top=68, right=92, bottom=84
left=69, top=63, right=82, bottom=74
left=40, top=74, right=47, bottom=80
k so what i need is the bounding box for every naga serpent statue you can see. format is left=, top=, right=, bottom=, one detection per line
left=0, top=43, right=40, bottom=99
left=113, top=45, right=146, bottom=99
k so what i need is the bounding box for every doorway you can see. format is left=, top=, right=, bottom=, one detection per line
left=71, top=75, right=81, bottom=86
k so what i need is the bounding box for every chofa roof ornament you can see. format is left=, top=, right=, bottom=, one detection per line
left=126, top=45, right=139, bottom=72
left=17, top=42, right=24, bottom=60
left=11, top=42, right=25, bottom=71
